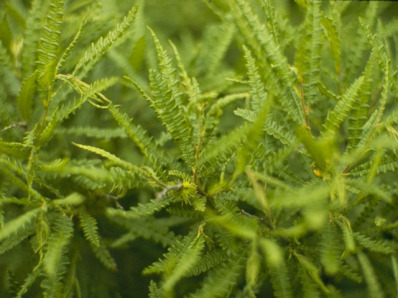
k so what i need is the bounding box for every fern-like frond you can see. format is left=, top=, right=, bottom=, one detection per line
left=0, top=140, right=30, bottom=159
left=57, top=75, right=117, bottom=107
left=0, top=41, right=20, bottom=97
left=209, top=209, right=258, bottom=240
left=295, top=0, right=323, bottom=106
left=260, top=238, right=293, bottom=298
left=107, top=104, right=169, bottom=168
left=0, top=207, right=40, bottom=242
left=35, top=112, right=59, bottom=148
left=357, top=251, right=383, bottom=298
left=144, top=229, right=197, bottom=276
left=354, top=232, right=396, bottom=254
left=349, top=154, right=398, bottom=177
left=204, top=92, right=248, bottom=136
left=16, top=267, right=42, bottom=298
left=198, top=125, right=248, bottom=177
left=55, top=20, right=84, bottom=74
left=348, top=177, right=392, bottom=204
left=343, top=3, right=378, bottom=81
left=36, top=0, right=64, bottom=106
left=43, top=213, right=73, bottom=276
left=185, top=248, right=227, bottom=277
left=106, top=195, right=175, bottom=219
left=72, top=5, right=138, bottom=78
left=149, top=280, right=162, bottom=298
left=271, top=182, right=329, bottom=210
left=360, top=16, right=387, bottom=68
left=90, top=238, right=117, bottom=271
left=347, top=51, right=377, bottom=151
left=55, top=126, right=126, bottom=140
left=6, top=272, right=18, bottom=295
left=52, top=76, right=116, bottom=126
left=231, top=0, right=305, bottom=125
left=162, top=231, right=205, bottom=293
left=322, top=75, right=365, bottom=137
left=322, top=5, right=342, bottom=77
left=72, top=142, right=148, bottom=178
left=190, top=249, right=244, bottom=298
left=194, top=18, right=235, bottom=76
left=340, top=262, right=362, bottom=283
left=147, top=28, right=194, bottom=166
left=169, top=40, right=194, bottom=102
left=116, top=217, right=176, bottom=248
left=51, top=192, right=85, bottom=207
left=373, top=54, right=390, bottom=130
left=16, top=71, right=37, bottom=122
left=39, top=159, right=144, bottom=192
left=79, top=209, right=100, bottom=247
left=234, top=108, right=297, bottom=146
left=294, top=252, right=329, bottom=294
left=234, top=100, right=272, bottom=178
left=243, top=46, right=266, bottom=112
left=298, top=265, right=321, bottom=298
left=20, top=0, right=43, bottom=78
left=320, top=221, right=341, bottom=275
left=245, top=241, right=261, bottom=295
left=0, top=223, right=34, bottom=254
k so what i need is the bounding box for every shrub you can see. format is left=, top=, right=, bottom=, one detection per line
left=1, top=0, right=398, bottom=297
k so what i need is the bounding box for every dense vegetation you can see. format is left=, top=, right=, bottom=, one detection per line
left=1, top=0, right=398, bottom=297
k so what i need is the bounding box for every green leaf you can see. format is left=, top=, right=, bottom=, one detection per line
left=16, top=71, right=37, bottom=121
left=0, top=41, right=20, bottom=96
left=72, top=142, right=146, bottom=177
left=90, top=238, right=117, bottom=271
left=108, top=104, right=168, bottom=168
left=52, top=193, right=85, bottom=206
left=43, top=213, right=73, bottom=276
left=147, top=28, right=194, bottom=166
left=148, top=280, right=162, bottom=298
left=0, top=140, right=30, bottom=159
left=130, top=35, right=146, bottom=72
left=163, top=232, right=205, bottom=293
left=36, top=0, right=64, bottom=105
left=295, top=0, right=323, bottom=105
left=392, top=255, right=398, bottom=297
left=243, top=46, right=266, bottom=112
left=246, top=241, right=260, bottom=290
left=260, top=239, right=293, bottom=298
left=79, top=210, right=100, bottom=247
left=322, top=75, right=365, bottom=137
left=231, top=0, right=305, bottom=125
left=357, top=252, right=384, bottom=298
left=0, top=208, right=40, bottom=242
left=320, top=222, right=341, bottom=275
left=21, top=0, right=43, bottom=78
left=295, top=253, right=330, bottom=294
left=106, top=195, right=174, bottom=220
left=199, top=125, right=248, bottom=176
left=354, top=232, right=395, bottom=254
left=73, top=5, right=138, bottom=78
left=190, top=250, right=244, bottom=298
left=195, top=18, right=235, bottom=75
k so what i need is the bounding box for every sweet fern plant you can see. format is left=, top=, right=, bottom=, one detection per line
left=1, top=0, right=398, bottom=297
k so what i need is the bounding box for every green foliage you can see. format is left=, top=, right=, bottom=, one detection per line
left=1, top=0, right=398, bottom=297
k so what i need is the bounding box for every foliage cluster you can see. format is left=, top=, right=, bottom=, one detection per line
left=1, top=0, right=398, bottom=297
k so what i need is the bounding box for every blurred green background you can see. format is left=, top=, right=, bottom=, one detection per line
left=1, top=0, right=398, bottom=296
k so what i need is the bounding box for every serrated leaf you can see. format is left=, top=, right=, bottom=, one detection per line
left=79, top=210, right=100, bottom=247
left=52, top=193, right=85, bottom=206
left=16, top=71, right=37, bottom=121
left=0, top=208, right=40, bottom=242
